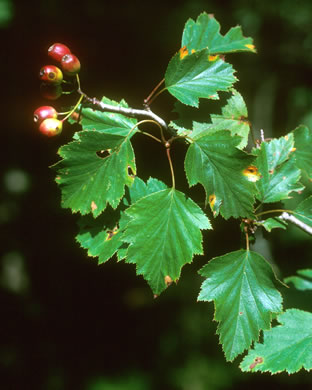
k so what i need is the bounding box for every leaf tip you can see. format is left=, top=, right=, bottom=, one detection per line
left=244, top=43, right=256, bottom=52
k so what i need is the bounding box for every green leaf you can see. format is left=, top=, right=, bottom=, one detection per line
left=259, top=217, right=287, bottom=232
left=198, top=250, right=283, bottom=361
left=240, top=309, right=312, bottom=373
left=76, top=209, right=126, bottom=264
left=254, top=135, right=304, bottom=203
left=122, top=188, right=211, bottom=295
left=124, top=177, right=168, bottom=205
left=293, top=195, right=312, bottom=229
left=292, top=125, right=312, bottom=179
left=76, top=177, right=167, bottom=263
left=80, top=97, right=137, bottom=136
left=53, top=131, right=136, bottom=217
left=184, top=130, right=256, bottom=218
left=171, top=90, right=250, bottom=149
left=208, top=89, right=250, bottom=149
left=182, top=12, right=256, bottom=54
left=165, top=49, right=236, bottom=107
left=284, top=269, right=312, bottom=291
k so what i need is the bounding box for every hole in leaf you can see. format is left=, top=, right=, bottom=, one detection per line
left=96, top=149, right=110, bottom=159
left=127, top=166, right=135, bottom=179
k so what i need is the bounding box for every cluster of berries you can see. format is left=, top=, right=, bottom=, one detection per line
left=34, top=43, right=81, bottom=137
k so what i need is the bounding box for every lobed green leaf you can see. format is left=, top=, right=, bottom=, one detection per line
left=284, top=269, right=312, bottom=291
left=53, top=131, right=136, bottom=217
left=76, top=177, right=167, bottom=263
left=182, top=12, right=256, bottom=54
left=79, top=97, right=137, bottom=136
left=184, top=130, right=256, bottom=218
left=254, top=135, right=304, bottom=203
left=122, top=188, right=211, bottom=295
left=240, top=309, right=312, bottom=373
left=198, top=250, right=283, bottom=361
left=259, top=217, right=287, bottom=232
left=293, top=195, right=312, bottom=229
left=292, top=125, right=312, bottom=179
left=165, top=49, right=236, bottom=107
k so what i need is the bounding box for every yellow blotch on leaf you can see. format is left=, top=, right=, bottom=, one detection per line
left=105, top=226, right=118, bottom=241
left=243, top=166, right=261, bottom=182
left=179, top=46, right=188, bottom=60
left=209, top=194, right=216, bottom=208
left=208, top=55, right=218, bottom=62
left=245, top=44, right=256, bottom=52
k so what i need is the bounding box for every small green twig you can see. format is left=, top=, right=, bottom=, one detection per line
left=166, top=145, right=175, bottom=189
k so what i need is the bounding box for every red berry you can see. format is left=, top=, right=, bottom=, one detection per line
left=48, top=43, right=71, bottom=62
left=61, top=54, right=80, bottom=76
left=34, top=106, right=57, bottom=124
left=39, top=118, right=63, bottom=137
left=39, top=65, right=63, bottom=85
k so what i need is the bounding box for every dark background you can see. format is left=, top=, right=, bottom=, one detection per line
left=1, top=0, right=312, bottom=389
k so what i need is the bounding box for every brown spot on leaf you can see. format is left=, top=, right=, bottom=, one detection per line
left=91, top=201, right=97, bottom=211
left=249, top=357, right=263, bottom=370
left=105, top=226, right=118, bottom=241
left=164, top=275, right=173, bottom=286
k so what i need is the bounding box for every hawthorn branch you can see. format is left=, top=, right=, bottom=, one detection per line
left=79, top=91, right=169, bottom=132
left=279, top=212, right=312, bottom=235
